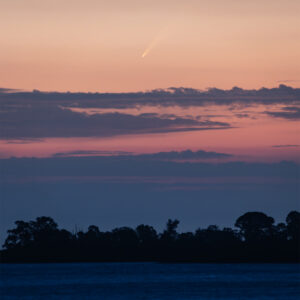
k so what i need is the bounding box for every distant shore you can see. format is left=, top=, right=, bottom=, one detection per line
left=1, top=211, right=299, bottom=263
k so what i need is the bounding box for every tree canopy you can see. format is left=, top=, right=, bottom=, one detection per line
left=1, top=211, right=299, bottom=263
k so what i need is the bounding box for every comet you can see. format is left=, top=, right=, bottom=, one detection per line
left=141, top=26, right=169, bottom=58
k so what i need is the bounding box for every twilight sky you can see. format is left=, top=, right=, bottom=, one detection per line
left=1, top=0, right=300, bottom=92
left=0, top=0, right=299, bottom=243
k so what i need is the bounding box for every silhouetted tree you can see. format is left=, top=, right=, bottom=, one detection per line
left=286, top=211, right=300, bottom=242
left=136, top=225, right=158, bottom=260
left=4, top=221, right=33, bottom=249
left=3, top=217, right=58, bottom=249
left=136, top=225, right=158, bottom=245
left=161, top=219, right=180, bottom=241
left=272, top=223, right=287, bottom=241
left=1, top=211, right=299, bottom=263
left=112, top=227, right=138, bottom=245
left=87, top=225, right=101, bottom=237
left=111, top=227, right=139, bottom=260
left=235, top=212, right=274, bottom=242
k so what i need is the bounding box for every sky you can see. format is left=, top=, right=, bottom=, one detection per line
left=0, top=0, right=299, bottom=243
left=1, top=0, right=300, bottom=92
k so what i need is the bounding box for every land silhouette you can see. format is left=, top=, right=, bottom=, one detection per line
left=1, top=211, right=299, bottom=263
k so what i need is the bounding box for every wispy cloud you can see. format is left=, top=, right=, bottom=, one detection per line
left=1, top=85, right=299, bottom=109
left=5, top=138, right=44, bottom=144
left=265, top=106, right=300, bottom=120
left=277, top=80, right=300, bottom=83
left=272, top=144, right=300, bottom=148
left=53, top=150, right=133, bottom=157
left=0, top=87, right=21, bottom=93
left=52, top=149, right=232, bottom=160
left=1, top=85, right=299, bottom=139
left=0, top=106, right=231, bottom=139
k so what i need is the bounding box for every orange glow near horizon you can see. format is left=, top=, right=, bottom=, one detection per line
left=1, top=0, right=300, bottom=92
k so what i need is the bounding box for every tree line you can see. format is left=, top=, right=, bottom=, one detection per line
left=1, top=211, right=299, bottom=263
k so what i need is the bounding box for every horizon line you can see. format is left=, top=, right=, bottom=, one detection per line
left=1, top=83, right=300, bottom=95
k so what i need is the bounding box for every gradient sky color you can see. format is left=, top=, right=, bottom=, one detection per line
left=0, top=101, right=299, bottom=162
left=0, top=0, right=299, bottom=245
left=1, top=0, right=300, bottom=92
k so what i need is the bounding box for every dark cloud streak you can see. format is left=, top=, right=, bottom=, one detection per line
left=1, top=84, right=299, bottom=139
left=0, top=105, right=231, bottom=139
left=52, top=149, right=232, bottom=160
left=0, top=85, right=299, bottom=109
left=265, top=106, right=300, bottom=120
left=272, top=145, right=300, bottom=148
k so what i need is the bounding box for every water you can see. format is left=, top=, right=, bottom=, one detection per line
left=0, top=263, right=299, bottom=299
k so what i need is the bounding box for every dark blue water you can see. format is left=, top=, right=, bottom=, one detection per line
left=0, top=263, right=299, bottom=299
